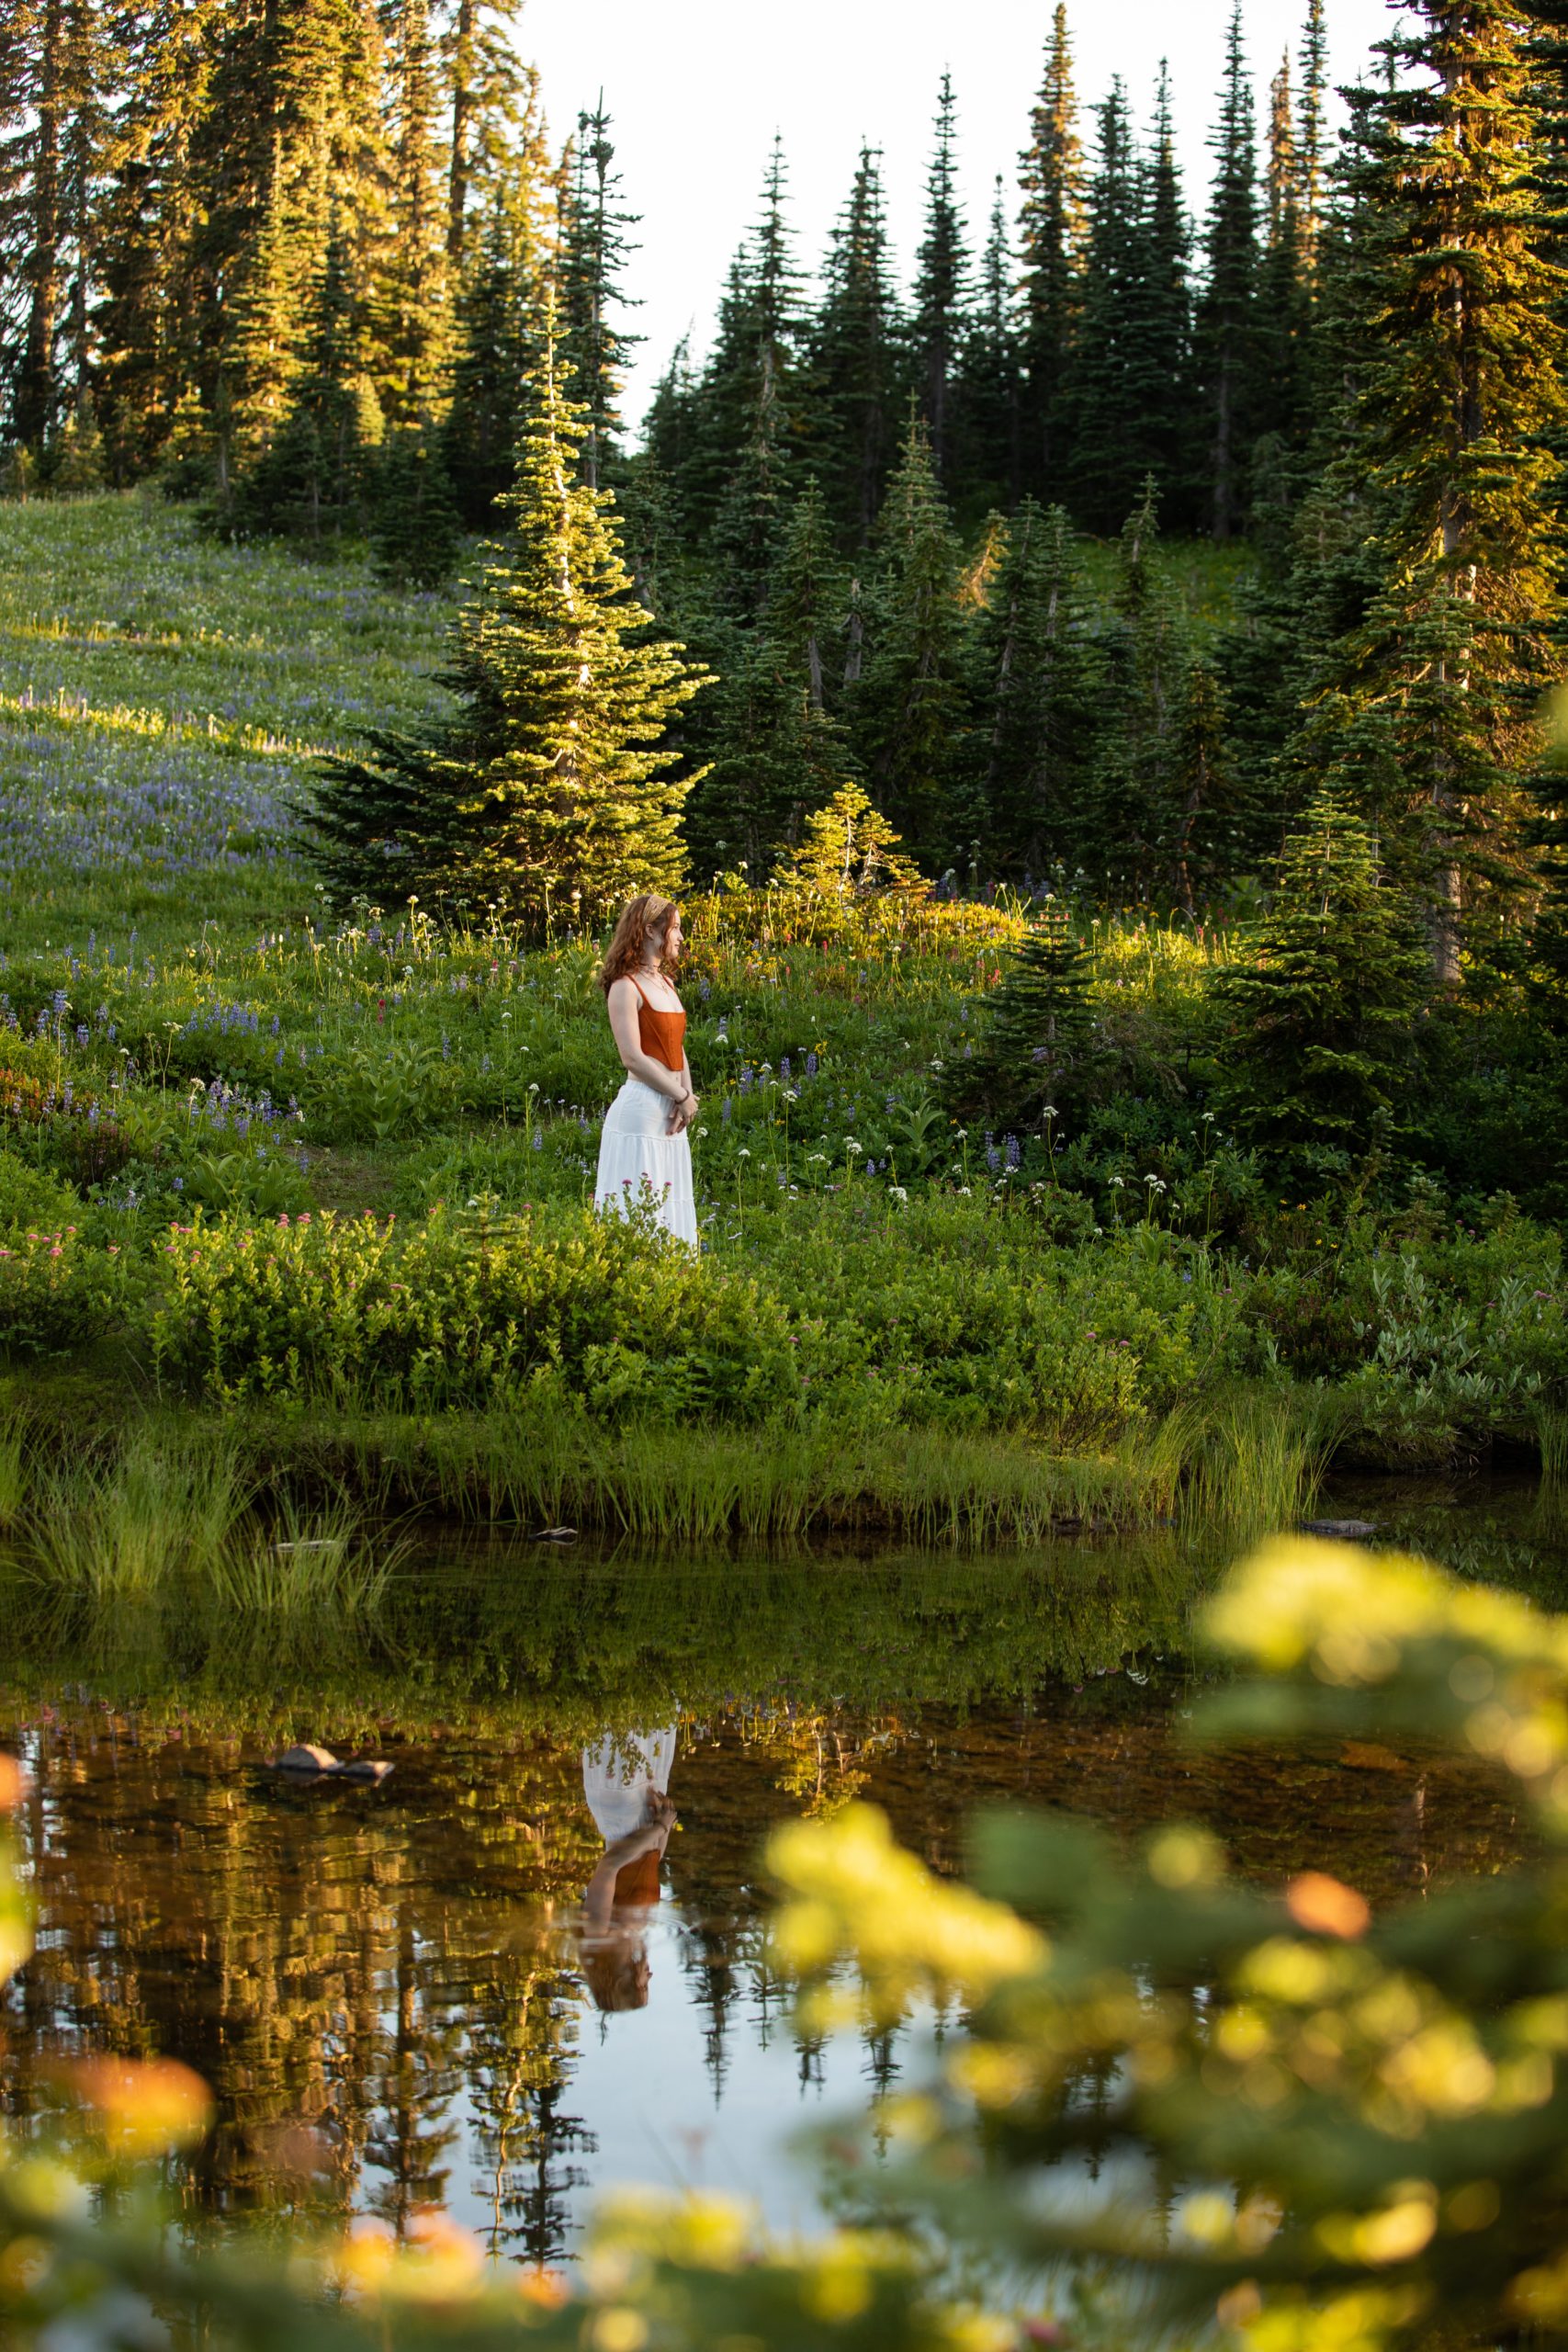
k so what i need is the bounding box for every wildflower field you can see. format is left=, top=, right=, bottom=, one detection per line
left=0, top=492, right=1563, bottom=1542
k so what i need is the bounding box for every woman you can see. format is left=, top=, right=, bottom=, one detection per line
left=578, top=1725, right=678, bottom=2014
left=595, top=893, right=698, bottom=1247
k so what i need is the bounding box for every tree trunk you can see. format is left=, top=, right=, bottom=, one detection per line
left=17, top=0, right=65, bottom=450
left=446, top=0, right=474, bottom=264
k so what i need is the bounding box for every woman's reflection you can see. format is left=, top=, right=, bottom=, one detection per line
left=579, top=1725, right=677, bottom=2012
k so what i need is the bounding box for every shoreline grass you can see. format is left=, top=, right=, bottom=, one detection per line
left=0, top=1383, right=1333, bottom=1558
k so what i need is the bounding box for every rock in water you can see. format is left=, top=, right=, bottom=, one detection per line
left=1301, top=1519, right=1379, bottom=1541
left=273, top=1744, right=393, bottom=1783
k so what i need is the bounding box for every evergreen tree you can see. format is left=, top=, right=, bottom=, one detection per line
left=220, top=142, right=310, bottom=484
left=808, top=144, right=900, bottom=548
left=556, top=102, right=639, bottom=490
left=943, top=904, right=1098, bottom=1125
left=684, top=480, right=850, bottom=877
left=444, top=165, right=548, bottom=527
left=908, top=74, right=970, bottom=484
left=702, top=142, right=806, bottom=624
left=233, top=211, right=377, bottom=541
left=771, top=779, right=925, bottom=897
left=1169, top=657, right=1235, bottom=910
left=376, top=0, right=449, bottom=433
left=1065, top=83, right=1143, bottom=532
left=1127, top=63, right=1196, bottom=529
left=970, top=498, right=1100, bottom=880
left=1, top=0, right=115, bottom=453
left=206, top=0, right=386, bottom=504
left=1194, top=3, right=1261, bottom=542
left=310, top=336, right=709, bottom=932
left=771, top=475, right=841, bottom=720
left=370, top=417, right=460, bottom=586
left=1017, top=2, right=1084, bottom=496
left=674, top=142, right=806, bottom=548
left=1213, top=786, right=1429, bottom=1160
left=1254, top=46, right=1311, bottom=457
left=1300, top=6, right=1568, bottom=982
left=1295, top=0, right=1330, bottom=265
left=955, top=175, right=1021, bottom=515
left=443, top=0, right=534, bottom=268
left=1088, top=478, right=1191, bottom=892
left=95, top=0, right=220, bottom=481
left=852, top=411, right=968, bottom=863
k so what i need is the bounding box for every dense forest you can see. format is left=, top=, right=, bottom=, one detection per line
left=7, top=0, right=1568, bottom=967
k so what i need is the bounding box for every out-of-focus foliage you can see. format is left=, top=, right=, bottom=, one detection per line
left=8, top=1540, right=1568, bottom=2349
left=772, top=1536, right=1568, bottom=2352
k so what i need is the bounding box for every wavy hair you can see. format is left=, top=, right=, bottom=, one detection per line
left=599, top=893, right=678, bottom=994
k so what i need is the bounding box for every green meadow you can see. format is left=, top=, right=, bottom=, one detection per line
left=0, top=492, right=1561, bottom=1559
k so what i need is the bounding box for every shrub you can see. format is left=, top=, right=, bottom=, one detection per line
left=0, top=1225, right=137, bottom=1359
left=150, top=1203, right=798, bottom=1414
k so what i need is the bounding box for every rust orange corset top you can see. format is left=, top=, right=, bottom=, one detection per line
left=629, top=974, right=686, bottom=1074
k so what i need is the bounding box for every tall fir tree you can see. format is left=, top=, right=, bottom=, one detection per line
left=444, top=155, right=550, bottom=526
left=956, top=175, right=1022, bottom=515
left=1168, top=657, right=1235, bottom=910
left=205, top=0, right=386, bottom=504
left=1295, top=0, right=1330, bottom=265
left=442, top=0, right=533, bottom=268
left=1064, top=84, right=1142, bottom=532
left=1299, top=6, right=1568, bottom=982
left=1087, top=478, right=1192, bottom=892
left=234, top=209, right=377, bottom=541
left=1017, top=2, right=1084, bottom=498
left=683, top=473, right=845, bottom=877
left=969, top=498, right=1100, bottom=880
left=310, top=334, right=709, bottom=931
left=852, top=411, right=969, bottom=863
left=95, top=0, right=220, bottom=480
left=376, top=0, right=449, bottom=433
left=1, top=0, right=116, bottom=454
left=808, top=145, right=901, bottom=549
left=672, top=141, right=806, bottom=551
left=908, top=74, right=970, bottom=485
left=701, top=141, right=806, bottom=622
left=1255, top=46, right=1311, bottom=456
left=1194, top=3, right=1261, bottom=543
left=556, top=102, right=638, bottom=490
left=1127, top=63, right=1196, bottom=528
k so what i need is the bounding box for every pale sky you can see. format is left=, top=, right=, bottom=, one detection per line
left=522, top=0, right=1400, bottom=435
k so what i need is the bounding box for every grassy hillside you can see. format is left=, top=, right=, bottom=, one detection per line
left=0, top=493, right=1558, bottom=1546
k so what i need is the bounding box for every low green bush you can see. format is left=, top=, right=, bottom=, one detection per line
left=149, top=1201, right=800, bottom=1416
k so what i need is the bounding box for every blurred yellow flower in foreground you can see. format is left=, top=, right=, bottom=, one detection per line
left=67, top=2055, right=213, bottom=2155
left=768, top=1801, right=1045, bottom=2022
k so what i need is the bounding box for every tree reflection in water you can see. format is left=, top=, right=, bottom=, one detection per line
left=0, top=1521, right=1548, bottom=2267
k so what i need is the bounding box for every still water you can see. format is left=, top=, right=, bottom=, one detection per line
left=0, top=1480, right=1558, bottom=2267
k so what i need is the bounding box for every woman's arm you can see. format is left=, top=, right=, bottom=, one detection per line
left=582, top=1802, right=675, bottom=1933
left=668, top=1047, right=699, bottom=1135
left=607, top=979, right=692, bottom=1102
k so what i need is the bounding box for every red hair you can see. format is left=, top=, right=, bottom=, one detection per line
left=599, top=894, right=678, bottom=994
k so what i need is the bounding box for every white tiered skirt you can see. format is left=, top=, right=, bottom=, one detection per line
left=595, top=1077, right=697, bottom=1247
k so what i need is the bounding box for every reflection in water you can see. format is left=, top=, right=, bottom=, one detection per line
left=580, top=1725, right=679, bottom=2012
left=0, top=1501, right=1561, bottom=2267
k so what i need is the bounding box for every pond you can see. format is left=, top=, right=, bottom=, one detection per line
left=0, top=1476, right=1559, bottom=2270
